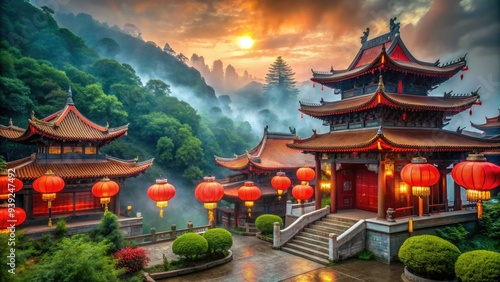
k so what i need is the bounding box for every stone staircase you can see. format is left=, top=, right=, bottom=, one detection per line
left=281, top=215, right=358, bottom=264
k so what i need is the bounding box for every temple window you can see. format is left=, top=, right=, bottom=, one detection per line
left=49, top=146, right=61, bottom=154
left=63, top=146, right=83, bottom=154
left=85, top=146, right=97, bottom=154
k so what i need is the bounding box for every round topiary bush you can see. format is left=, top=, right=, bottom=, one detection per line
left=203, top=228, right=233, bottom=254
left=398, top=234, right=461, bottom=280
left=255, top=214, right=283, bottom=235
left=455, top=250, right=500, bottom=282
left=172, top=233, right=208, bottom=259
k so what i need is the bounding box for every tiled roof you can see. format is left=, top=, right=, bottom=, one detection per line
left=1, top=105, right=128, bottom=143
left=215, top=131, right=315, bottom=172
left=312, top=34, right=465, bottom=84
left=6, top=154, right=153, bottom=180
left=288, top=127, right=500, bottom=153
left=0, top=123, right=25, bottom=139
left=299, top=88, right=479, bottom=117
left=471, top=111, right=500, bottom=129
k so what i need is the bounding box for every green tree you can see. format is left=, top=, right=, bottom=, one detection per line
left=90, top=211, right=125, bottom=253
left=175, top=136, right=203, bottom=168
left=156, top=136, right=175, bottom=165
left=0, top=77, right=33, bottom=123
left=145, top=79, right=171, bottom=97
left=75, top=83, right=128, bottom=126
left=88, top=59, right=142, bottom=92
left=264, top=56, right=299, bottom=102
left=28, top=236, right=120, bottom=282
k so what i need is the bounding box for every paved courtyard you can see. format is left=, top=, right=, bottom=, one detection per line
left=143, top=233, right=405, bottom=281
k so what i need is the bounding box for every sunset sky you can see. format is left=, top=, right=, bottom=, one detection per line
left=44, top=0, right=499, bottom=121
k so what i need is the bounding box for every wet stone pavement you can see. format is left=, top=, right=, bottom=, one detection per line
left=142, top=234, right=405, bottom=282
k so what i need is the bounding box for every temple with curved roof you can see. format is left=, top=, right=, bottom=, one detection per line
left=0, top=87, right=153, bottom=222
left=290, top=19, right=500, bottom=219
left=215, top=128, right=315, bottom=227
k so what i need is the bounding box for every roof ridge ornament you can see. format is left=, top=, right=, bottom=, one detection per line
left=9, top=118, right=12, bottom=127
left=67, top=85, right=74, bottom=105
left=389, top=17, right=400, bottom=36
left=360, top=27, right=370, bottom=44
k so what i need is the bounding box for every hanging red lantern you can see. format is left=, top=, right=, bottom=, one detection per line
left=469, top=109, right=472, bottom=115
left=462, top=66, right=469, bottom=71
left=271, top=172, right=291, bottom=200
left=321, top=85, right=324, bottom=91
left=292, top=184, right=314, bottom=203
left=92, top=177, right=120, bottom=213
left=194, top=176, right=224, bottom=223
left=238, top=181, right=261, bottom=219
left=400, top=157, right=439, bottom=196
left=0, top=170, right=23, bottom=200
left=402, top=112, right=407, bottom=122
left=33, top=170, right=65, bottom=227
left=301, top=113, right=304, bottom=118
left=451, top=153, right=500, bottom=218
left=296, top=166, right=315, bottom=183
left=147, top=179, right=176, bottom=218
left=0, top=207, right=26, bottom=232
left=312, top=82, right=315, bottom=88
left=400, top=157, right=439, bottom=216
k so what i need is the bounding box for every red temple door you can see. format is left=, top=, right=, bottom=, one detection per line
left=356, top=166, right=378, bottom=212
left=336, top=168, right=355, bottom=209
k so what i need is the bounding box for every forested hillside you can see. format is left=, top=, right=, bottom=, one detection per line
left=0, top=0, right=258, bottom=184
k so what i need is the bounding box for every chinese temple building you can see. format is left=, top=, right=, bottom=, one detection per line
left=0, top=88, right=153, bottom=224
left=289, top=19, right=500, bottom=219
left=215, top=128, right=315, bottom=227
left=470, top=109, right=500, bottom=138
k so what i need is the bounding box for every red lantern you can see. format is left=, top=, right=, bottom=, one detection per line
left=451, top=154, right=500, bottom=218
left=271, top=172, right=291, bottom=200
left=92, top=177, right=120, bottom=213
left=0, top=207, right=26, bottom=232
left=194, top=176, right=224, bottom=223
left=0, top=170, right=23, bottom=200
left=238, top=181, right=261, bottom=219
left=292, top=184, right=314, bottom=203
left=400, top=157, right=439, bottom=216
left=402, top=112, right=407, bottom=122
left=147, top=179, right=176, bottom=218
left=296, top=166, right=315, bottom=182
left=462, top=66, right=469, bottom=71
left=33, top=170, right=65, bottom=227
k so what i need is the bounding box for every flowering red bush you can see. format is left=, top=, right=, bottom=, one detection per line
left=114, top=247, right=150, bottom=273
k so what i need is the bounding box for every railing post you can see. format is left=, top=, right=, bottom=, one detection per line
left=329, top=233, right=338, bottom=262
left=187, top=221, right=193, bottom=232
left=273, top=222, right=281, bottom=249
left=171, top=224, right=177, bottom=239
left=245, top=222, right=250, bottom=233
left=150, top=227, right=157, bottom=243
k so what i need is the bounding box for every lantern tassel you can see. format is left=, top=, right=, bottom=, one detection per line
left=477, top=200, right=483, bottom=219
left=159, top=208, right=164, bottom=218
left=48, top=200, right=52, bottom=227
left=247, top=208, right=252, bottom=219
left=104, top=203, right=109, bottom=213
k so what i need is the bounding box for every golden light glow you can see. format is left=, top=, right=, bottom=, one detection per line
left=400, top=183, right=407, bottom=194
left=238, top=36, right=254, bottom=49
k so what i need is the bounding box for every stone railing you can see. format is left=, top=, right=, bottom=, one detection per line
left=273, top=205, right=330, bottom=248
left=128, top=221, right=210, bottom=246
left=329, top=219, right=366, bottom=262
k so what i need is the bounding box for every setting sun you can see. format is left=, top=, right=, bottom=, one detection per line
left=238, top=36, right=254, bottom=49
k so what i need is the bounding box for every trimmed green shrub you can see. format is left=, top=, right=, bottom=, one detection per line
left=172, top=233, right=208, bottom=259
left=91, top=211, right=125, bottom=253
left=203, top=228, right=232, bottom=254
left=255, top=214, right=283, bottom=235
left=455, top=250, right=500, bottom=282
left=398, top=234, right=461, bottom=280
left=54, top=219, right=68, bottom=239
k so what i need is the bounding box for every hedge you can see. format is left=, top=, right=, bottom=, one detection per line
left=255, top=214, right=283, bottom=235
left=172, top=233, right=208, bottom=259
left=398, top=234, right=461, bottom=280
left=203, top=228, right=233, bottom=254
left=455, top=250, right=500, bottom=282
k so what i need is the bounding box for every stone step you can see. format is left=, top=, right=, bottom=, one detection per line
left=297, top=231, right=329, bottom=242
left=308, top=223, right=349, bottom=234
left=303, top=227, right=331, bottom=237
left=324, top=215, right=358, bottom=224
left=294, top=235, right=329, bottom=248
left=319, top=218, right=356, bottom=228
left=281, top=246, right=330, bottom=265
left=287, top=239, right=329, bottom=253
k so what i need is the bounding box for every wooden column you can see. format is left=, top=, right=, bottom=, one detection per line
left=377, top=160, right=386, bottom=219
left=454, top=182, right=462, bottom=211
left=315, top=153, right=322, bottom=210
left=330, top=158, right=337, bottom=213
left=440, top=168, right=448, bottom=211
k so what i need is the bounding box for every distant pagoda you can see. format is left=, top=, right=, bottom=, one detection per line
left=0, top=87, right=153, bottom=222
left=289, top=18, right=500, bottom=218
left=215, top=127, right=315, bottom=226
